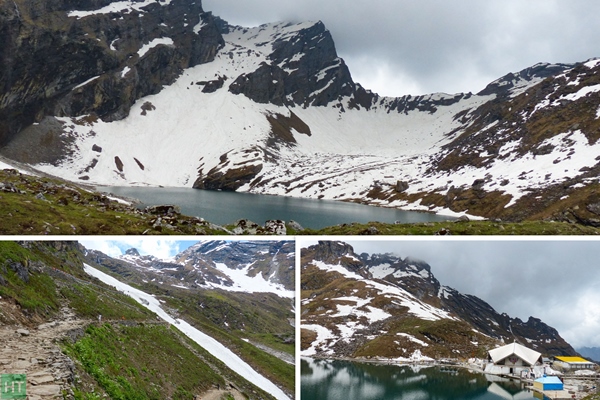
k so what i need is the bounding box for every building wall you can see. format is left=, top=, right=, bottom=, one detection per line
left=484, top=364, right=530, bottom=376
left=554, top=360, right=595, bottom=370
left=496, top=356, right=527, bottom=366
left=534, top=380, right=563, bottom=391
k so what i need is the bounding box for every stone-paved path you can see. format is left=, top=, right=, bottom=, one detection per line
left=0, top=307, right=89, bottom=399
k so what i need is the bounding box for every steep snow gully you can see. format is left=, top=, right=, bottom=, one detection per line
left=83, top=264, right=290, bottom=400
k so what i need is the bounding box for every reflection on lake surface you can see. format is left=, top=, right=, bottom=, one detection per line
left=98, top=186, right=453, bottom=229
left=301, top=358, right=537, bottom=400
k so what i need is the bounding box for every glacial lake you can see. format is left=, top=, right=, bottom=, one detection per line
left=97, top=186, right=453, bottom=229
left=301, top=358, right=537, bottom=400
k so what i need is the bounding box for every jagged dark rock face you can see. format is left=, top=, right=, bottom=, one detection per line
left=194, top=162, right=263, bottom=191
left=385, top=92, right=471, bottom=115
left=179, top=240, right=287, bottom=267
left=303, top=241, right=365, bottom=274
left=311, top=240, right=354, bottom=260
left=125, top=248, right=140, bottom=257
left=228, top=21, right=356, bottom=107
left=515, top=316, right=576, bottom=355
left=0, top=0, right=224, bottom=147
left=357, top=252, right=442, bottom=303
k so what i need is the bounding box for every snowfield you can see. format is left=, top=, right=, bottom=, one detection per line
left=198, top=262, right=294, bottom=298
left=83, top=264, right=290, bottom=400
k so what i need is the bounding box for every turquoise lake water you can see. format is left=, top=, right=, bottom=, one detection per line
left=98, top=186, right=453, bottom=229
left=301, top=358, right=538, bottom=400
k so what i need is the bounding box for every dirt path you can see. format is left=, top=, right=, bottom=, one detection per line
left=0, top=307, right=89, bottom=399
left=196, top=388, right=247, bottom=400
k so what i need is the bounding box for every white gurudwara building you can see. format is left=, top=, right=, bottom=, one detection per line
left=484, top=342, right=543, bottom=376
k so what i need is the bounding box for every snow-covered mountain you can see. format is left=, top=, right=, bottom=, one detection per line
left=86, top=240, right=294, bottom=298
left=2, top=0, right=600, bottom=222
left=300, top=241, right=575, bottom=360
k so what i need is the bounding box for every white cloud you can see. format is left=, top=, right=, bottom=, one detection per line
left=79, top=239, right=184, bottom=260
left=558, top=290, right=600, bottom=349
left=79, top=240, right=123, bottom=258
left=344, top=57, right=424, bottom=97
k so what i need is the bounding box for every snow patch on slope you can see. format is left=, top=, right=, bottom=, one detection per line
left=302, top=325, right=336, bottom=357
left=397, top=333, right=429, bottom=347
left=68, top=0, right=174, bottom=18
left=38, top=77, right=274, bottom=187
left=200, top=262, right=294, bottom=298
left=311, top=261, right=453, bottom=322
left=329, top=296, right=391, bottom=323
left=138, top=37, right=174, bottom=58
left=369, top=263, right=392, bottom=279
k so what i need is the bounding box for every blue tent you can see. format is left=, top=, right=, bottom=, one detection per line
left=534, top=376, right=563, bottom=391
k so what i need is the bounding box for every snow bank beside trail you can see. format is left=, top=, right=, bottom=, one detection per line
left=83, top=264, right=290, bottom=400
left=574, top=369, right=596, bottom=376
left=389, top=349, right=434, bottom=363
left=0, top=161, right=15, bottom=170
left=0, top=159, right=34, bottom=176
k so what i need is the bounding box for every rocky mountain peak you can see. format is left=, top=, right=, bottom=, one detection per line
left=478, top=62, right=574, bottom=97
left=124, top=248, right=140, bottom=257
left=312, top=240, right=356, bottom=260
left=403, top=256, right=432, bottom=272
left=362, top=254, right=440, bottom=305
left=84, top=241, right=294, bottom=296
left=226, top=19, right=355, bottom=107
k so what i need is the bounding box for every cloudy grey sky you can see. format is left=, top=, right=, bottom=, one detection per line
left=202, top=0, right=600, bottom=96
left=298, top=238, right=600, bottom=350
